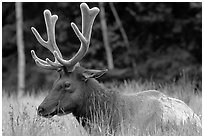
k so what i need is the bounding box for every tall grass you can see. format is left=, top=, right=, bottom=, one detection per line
left=2, top=80, right=202, bottom=136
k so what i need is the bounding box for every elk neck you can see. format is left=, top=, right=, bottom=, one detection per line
left=74, top=77, right=119, bottom=123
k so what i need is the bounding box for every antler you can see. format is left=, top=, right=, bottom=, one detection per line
left=31, top=10, right=62, bottom=70
left=31, top=3, right=100, bottom=71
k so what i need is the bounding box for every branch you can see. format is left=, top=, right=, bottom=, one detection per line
left=109, top=2, right=129, bottom=48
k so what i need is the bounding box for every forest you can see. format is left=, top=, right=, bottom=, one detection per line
left=2, top=2, right=202, bottom=94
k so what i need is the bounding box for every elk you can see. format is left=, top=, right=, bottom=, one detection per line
left=31, top=3, right=201, bottom=134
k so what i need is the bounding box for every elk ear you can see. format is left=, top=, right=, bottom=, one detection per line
left=82, top=69, right=108, bottom=79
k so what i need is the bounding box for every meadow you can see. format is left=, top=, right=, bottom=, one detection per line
left=2, top=79, right=202, bottom=136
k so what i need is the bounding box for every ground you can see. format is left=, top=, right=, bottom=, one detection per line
left=2, top=80, right=202, bottom=136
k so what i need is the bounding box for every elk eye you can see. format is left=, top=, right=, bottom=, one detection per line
left=64, top=82, right=73, bottom=93
left=64, top=82, right=71, bottom=88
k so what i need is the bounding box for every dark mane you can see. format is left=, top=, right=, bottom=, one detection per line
left=73, top=77, right=120, bottom=129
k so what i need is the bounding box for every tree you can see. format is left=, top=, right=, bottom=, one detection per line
left=99, top=2, right=114, bottom=69
left=2, top=2, right=202, bottom=91
left=15, top=2, right=25, bottom=96
left=109, top=2, right=129, bottom=48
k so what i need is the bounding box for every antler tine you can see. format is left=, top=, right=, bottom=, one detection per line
left=31, top=10, right=62, bottom=70
left=55, top=3, right=100, bottom=68
left=31, top=50, right=56, bottom=70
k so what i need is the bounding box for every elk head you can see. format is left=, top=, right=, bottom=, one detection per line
left=31, top=3, right=107, bottom=118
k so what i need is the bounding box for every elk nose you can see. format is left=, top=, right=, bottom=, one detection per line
left=37, top=106, right=45, bottom=116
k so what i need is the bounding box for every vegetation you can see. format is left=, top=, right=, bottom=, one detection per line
left=2, top=2, right=202, bottom=92
left=2, top=79, right=202, bottom=136
left=2, top=2, right=202, bottom=136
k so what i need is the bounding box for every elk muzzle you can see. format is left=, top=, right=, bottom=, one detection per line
left=37, top=105, right=57, bottom=118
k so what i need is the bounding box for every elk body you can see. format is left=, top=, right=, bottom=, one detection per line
left=31, top=3, right=201, bottom=134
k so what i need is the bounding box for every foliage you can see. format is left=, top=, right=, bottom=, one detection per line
left=2, top=2, right=202, bottom=92
left=2, top=80, right=202, bottom=136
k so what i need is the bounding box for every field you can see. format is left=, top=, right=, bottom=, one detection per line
left=2, top=80, right=202, bottom=136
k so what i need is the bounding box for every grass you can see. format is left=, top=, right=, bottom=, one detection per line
left=2, top=80, right=202, bottom=136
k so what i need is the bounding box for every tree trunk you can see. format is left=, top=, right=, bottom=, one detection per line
left=16, top=2, right=25, bottom=97
left=99, top=2, right=114, bottom=69
left=109, top=2, right=130, bottom=48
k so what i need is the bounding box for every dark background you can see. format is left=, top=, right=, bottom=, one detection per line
left=2, top=2, right=202, bottom=93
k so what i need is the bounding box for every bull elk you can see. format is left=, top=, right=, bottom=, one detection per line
left=31, top=3, right=201, bottom=135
